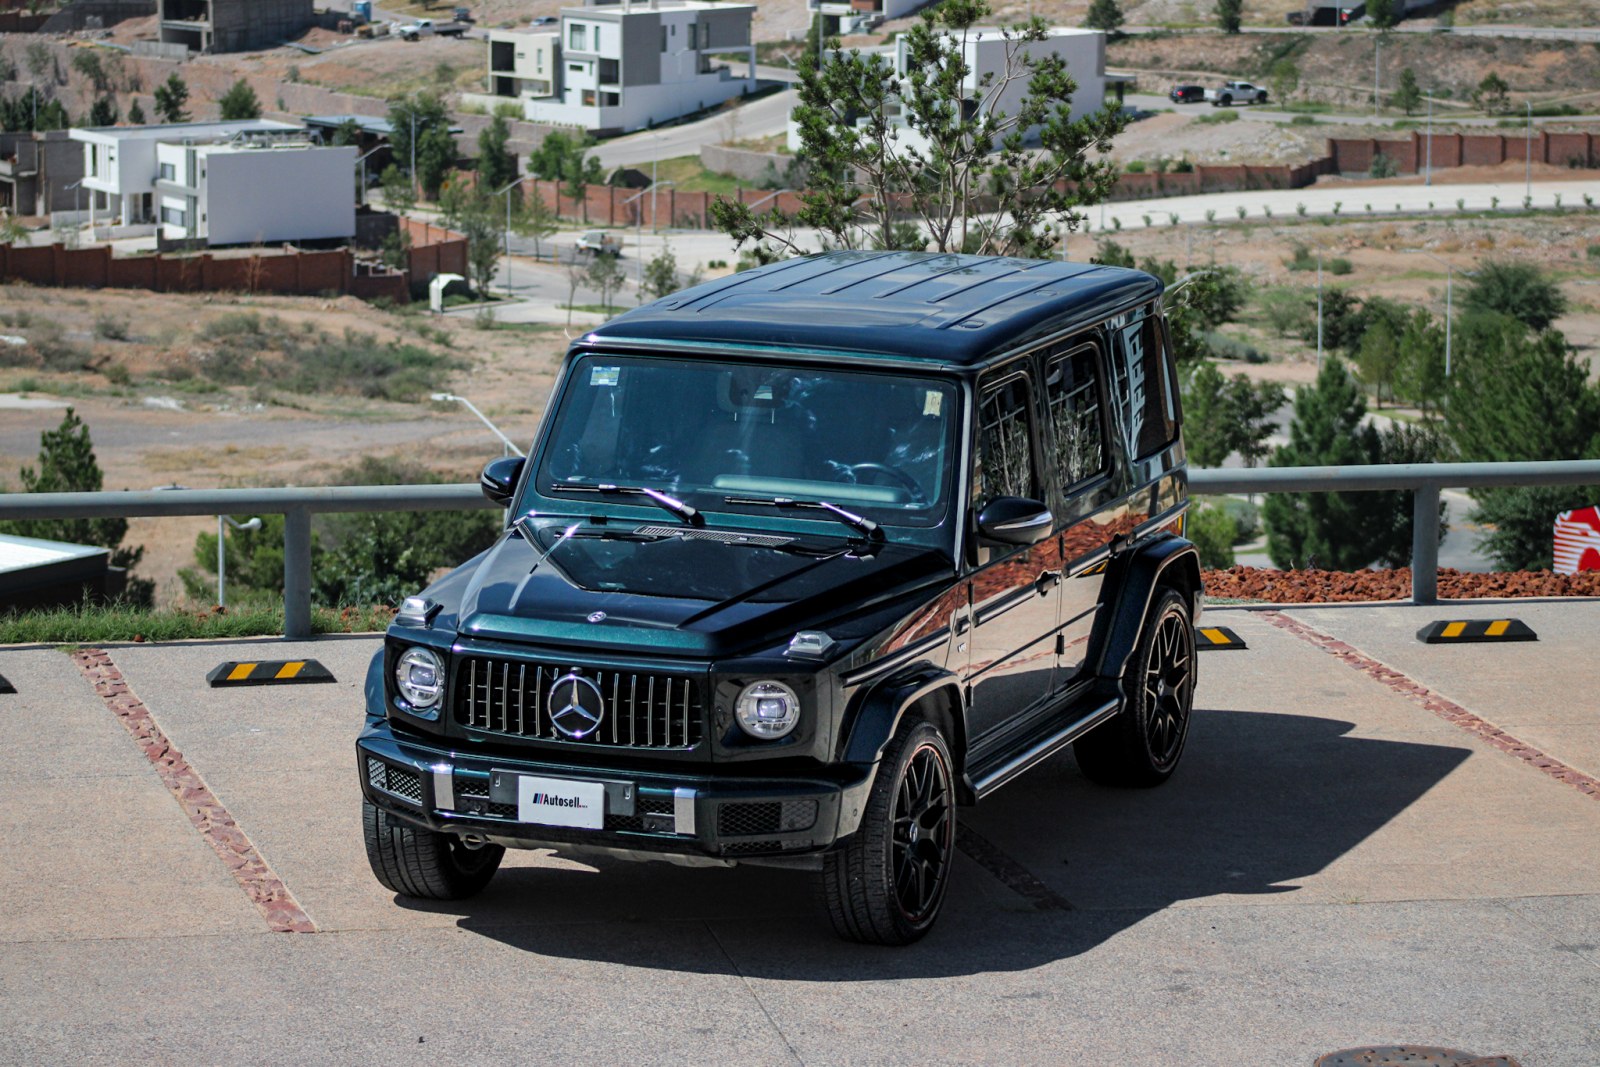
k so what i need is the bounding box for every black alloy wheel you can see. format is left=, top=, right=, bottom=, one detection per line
left=891, top=739, right=955, bottom=926
left=820, top=718, right=955, bottom=945
left=1073, top=587, right=1196, bottom=788
left=1142, top=605, right=1194, bottom=773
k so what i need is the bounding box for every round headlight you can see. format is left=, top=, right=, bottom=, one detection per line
left=735, top=680, right=800, bottom=740
left=395, top=647, right=445, bottom=710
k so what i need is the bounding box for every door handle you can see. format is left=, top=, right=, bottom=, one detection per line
left=1035, top=570, right=1061, bottom=595
left=953, top=613, right=971, bottom=636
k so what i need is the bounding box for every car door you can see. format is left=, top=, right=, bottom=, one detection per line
left=962, top=366, right=1064, bottom=745
left=1041, top=338, right=1123, bottom=689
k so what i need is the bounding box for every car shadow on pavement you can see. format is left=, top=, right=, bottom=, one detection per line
left=400, top=708, right=1472, bottom=980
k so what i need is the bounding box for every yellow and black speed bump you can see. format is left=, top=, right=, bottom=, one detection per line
left=0, top=673, right=14, bottom=695
left=1416, top=618, right=1537, bottom=644
left=1196, top=626, right=1247, bottom=650
left=206, top=660, right=337, bottom=687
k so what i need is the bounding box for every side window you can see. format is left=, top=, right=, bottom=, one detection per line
left=1043, top=344, right=1107, bottom=491
left=1107, top=307, right=1177, bottom=459
left=975, top=373, right=1038, bottom=503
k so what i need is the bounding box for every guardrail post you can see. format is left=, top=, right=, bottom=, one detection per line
left=1411, top=484, right=1441, bottom=605
left=284, top=506, right=313, bottom=640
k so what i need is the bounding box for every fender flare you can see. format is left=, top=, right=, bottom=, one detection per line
left=364, top=648, right=387, bottom=719
left=1087, top=535, right=1202, bottom=685
left=839, top=664, right=969, bottom=798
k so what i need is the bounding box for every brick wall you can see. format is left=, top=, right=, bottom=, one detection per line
left=1328, top=131, right=1599, bottom=175
left=0, top=225, right=465, bottom=303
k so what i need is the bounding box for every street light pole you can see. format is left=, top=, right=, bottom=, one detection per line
left=430, top=393, right=524, bottom=457
left=216, top=514, right=262, bottom=608
left=1373, top=36, right=1380, bottom=121
left=1425, top=93, right=1432, bottom=187
left=491, top=176, right=522, bottom=298
left=1525, top=100, right=1533, bottom=204
left=1316, top=249, right=1324, bottom=371
left=1403, top=248, right=1458, bottom=378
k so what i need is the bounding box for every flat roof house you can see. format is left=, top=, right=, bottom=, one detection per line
left=475, top=0, right=756, bottom=136
left=786, top=26, right=1107, bottom=153
left=69, top=120, right=356, bottom=246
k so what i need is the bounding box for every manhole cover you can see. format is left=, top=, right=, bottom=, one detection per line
left=1316, top=1048, right=1521, bottom=1067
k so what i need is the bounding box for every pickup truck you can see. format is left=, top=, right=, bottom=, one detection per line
left=1205, top=81, right=1269, bottom=106
left=392, top=18, right=470, bottom=40
left=574, top=230, right=622, bottom=256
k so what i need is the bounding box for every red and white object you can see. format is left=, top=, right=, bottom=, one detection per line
left=1553, top=505, right=1600, bottom=574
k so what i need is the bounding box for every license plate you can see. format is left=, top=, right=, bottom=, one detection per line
left=516, top=775, right=605, bottom=829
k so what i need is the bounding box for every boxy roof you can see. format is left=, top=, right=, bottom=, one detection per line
left=583, top=251, right=1164, bottom=367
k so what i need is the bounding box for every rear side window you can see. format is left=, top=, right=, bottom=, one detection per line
left=1108, top=308, right=1177, bottom=459
left=1043, top=344, right=1107, bottom=490
left=975, top=373, right=1037, bottom=502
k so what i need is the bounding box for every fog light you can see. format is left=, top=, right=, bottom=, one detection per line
left=735, top=680, right=800, bottom=740
left=395, top=646, right=445, bottom=711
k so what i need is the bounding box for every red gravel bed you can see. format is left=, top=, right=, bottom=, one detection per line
left=1203, top=566, right=1600, bottom=603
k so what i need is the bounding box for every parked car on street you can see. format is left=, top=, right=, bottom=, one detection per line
left=1205, top=80, right=1270, bottom=106
left=1169, top=84, right=1205, bottom=104
left=575, top=230, right=622, bottom=256
left=357, top=251, right=1199, bottom=945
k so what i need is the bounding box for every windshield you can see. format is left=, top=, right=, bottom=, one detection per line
left=534, top=354, right=960, bottom=528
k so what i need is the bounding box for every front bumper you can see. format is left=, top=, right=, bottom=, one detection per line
left=358, top=716, right=875, bottom=866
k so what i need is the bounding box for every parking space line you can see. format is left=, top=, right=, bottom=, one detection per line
left=1263, top=611, right=1600, bottom=803
left=71, top=648, right=317, bottom=934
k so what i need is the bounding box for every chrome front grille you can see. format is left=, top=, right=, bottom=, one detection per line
left=454, top=657, right=704, bottom=749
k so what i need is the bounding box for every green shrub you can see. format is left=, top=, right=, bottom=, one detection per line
left=1188, top=503, right=1237, bottom=568
left=1328, top=257, right=1352, bottom=275
left=1124, top=160, right=1147, bottom=173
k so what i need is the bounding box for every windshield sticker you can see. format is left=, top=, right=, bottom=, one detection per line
left=590, top=366, right=620, bottom=387
left=923, top=390, right=943, bottom=417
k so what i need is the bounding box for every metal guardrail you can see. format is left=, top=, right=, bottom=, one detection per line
left=3, top=460, right=1599, bottom=638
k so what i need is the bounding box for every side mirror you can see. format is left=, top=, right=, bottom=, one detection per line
left=976, top=497, right=1053, bottom=546
left=479, top=456, right=525, bottom=507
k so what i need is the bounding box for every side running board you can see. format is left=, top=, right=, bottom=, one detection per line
left=968, top=698, right=1120, bottom=799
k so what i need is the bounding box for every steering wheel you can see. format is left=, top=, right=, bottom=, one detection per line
left=841, top=462, right=925, bottom=502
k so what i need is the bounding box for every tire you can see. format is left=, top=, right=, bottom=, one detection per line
left=1220, top=94, right=1232, bottom=107
left=819, top=717, right=956, bottom=946
left=1073, top=587, right=1196, bottom=788
left=363, top=798, right=504, bottom=899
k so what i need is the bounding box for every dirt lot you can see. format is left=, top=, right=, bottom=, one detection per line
left=0, top=287, right=568, bottom=603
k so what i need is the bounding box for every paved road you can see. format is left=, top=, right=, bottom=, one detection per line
left=591, top=86, right=798, bottom=170
left=1122, top=91, right=1600, bottom=128
left=3, top=600, right=1598, bottom=1063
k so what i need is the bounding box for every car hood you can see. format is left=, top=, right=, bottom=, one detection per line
left=451, top=524, right=953, bottom=658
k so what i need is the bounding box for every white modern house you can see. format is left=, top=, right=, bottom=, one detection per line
left=468, top=0, right=757, bottom=135
left=152, top=139, right=357, bottom=245
left=808, top=0, right=929, bottom=35
left=68, top=120, right=355, bottom=246
left=785, top=26, right=1107, bottom=153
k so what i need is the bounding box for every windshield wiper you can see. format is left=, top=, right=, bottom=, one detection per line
left=552, top=482, right=703, bottom=527
left=723, top=495, right=882, bottom=540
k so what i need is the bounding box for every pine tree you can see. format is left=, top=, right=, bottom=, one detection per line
left=387, top=92, right=456, bottom=199
left=218, top=79, right=261, bottom=121
left=1216, top=0, right=1243, bottom=34
left=127, top=98, right=146, bottom=125
left=1447, top=313, right=1600, bottom=569
left=88, top=94, right=118, bottom=127
left=1366, top=0, right=1398, bottom=30
left=153, top=72, right=189, bottom=123
left=1395, top=308, right=1446, bottom=417
left=476, top=113, right=517, bottom=205
left=0, top=409, right=149, bottom=599
left=1084, top=0, right=1124, bottom=37
left=1355, top=317, right=1401, bottom=409
left=1391, top=68, right=1422, bottom=115
left=1262, top=358, right=1418, bottom=569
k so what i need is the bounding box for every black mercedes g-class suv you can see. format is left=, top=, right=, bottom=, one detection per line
left=358, top=251, right=1199, bottom=945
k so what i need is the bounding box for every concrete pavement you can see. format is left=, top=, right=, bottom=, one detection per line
left=4, top=601, right=1597, bottom=1064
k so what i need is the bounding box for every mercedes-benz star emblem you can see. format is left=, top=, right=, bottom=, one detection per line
left=548, top=673, right=605, bottom=740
